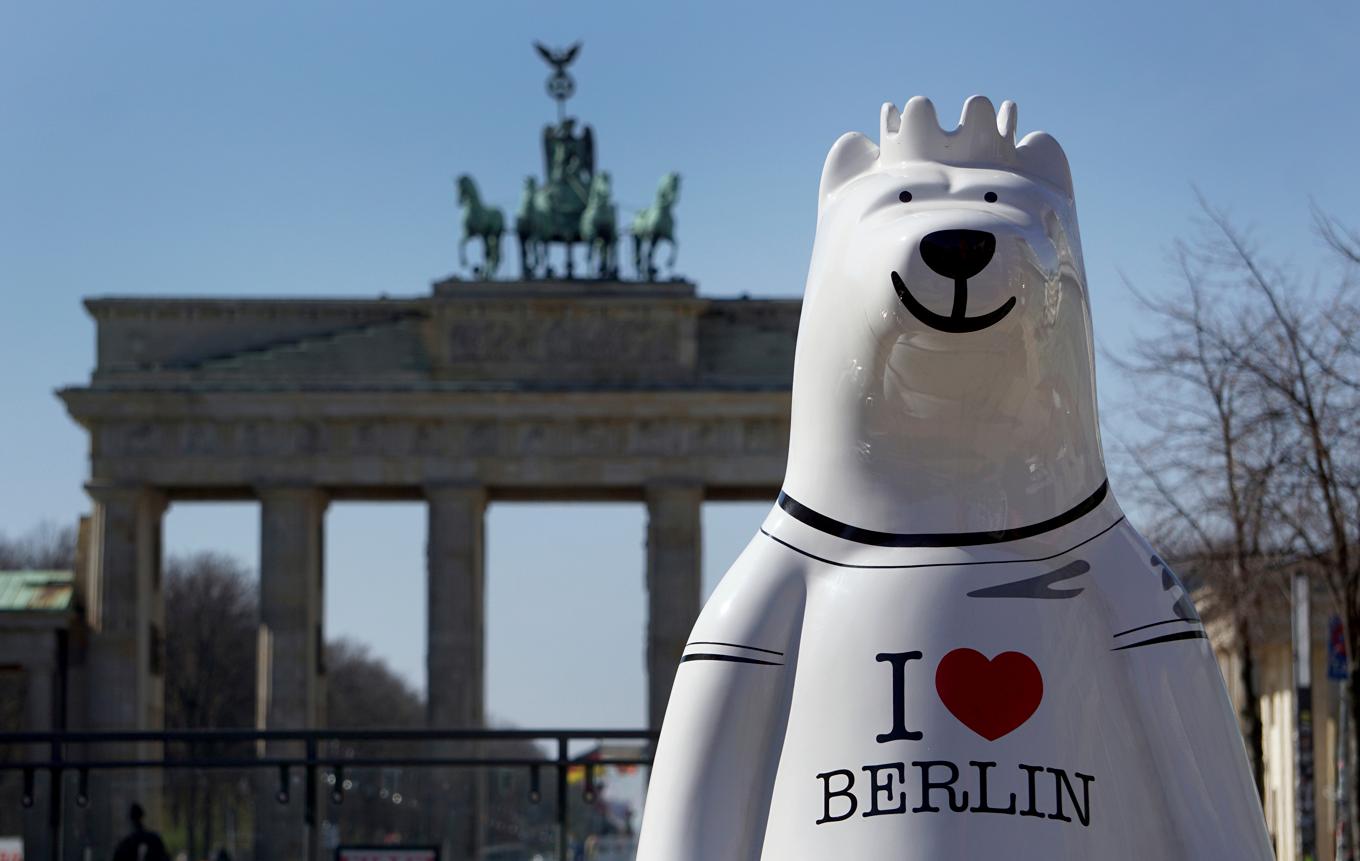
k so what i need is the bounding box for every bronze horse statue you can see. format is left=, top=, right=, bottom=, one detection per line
left=515, top=176, right=544, bottom=277
left=455, top=175, right=504, bottom=279
left=581, top=171, right=619, bottom=279
left=630, top=172, right=680, bottom=281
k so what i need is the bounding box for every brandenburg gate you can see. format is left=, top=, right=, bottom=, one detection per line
left=59, top=275, right=797, bottom=755
left=54, top=42, right=798, bottom=857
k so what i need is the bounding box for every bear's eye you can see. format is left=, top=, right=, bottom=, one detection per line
left=898, top=190, right=913, bottom=203
left=984, top=191, right=998, bottom=203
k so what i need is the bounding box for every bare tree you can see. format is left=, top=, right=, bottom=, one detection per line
left=326, top=638, right=424, bottom=730
left=1112, top=239, right=1291, bottom=800
left=322, top=638, right=430, bottom=845
left=163, top=552, right=258, bottom=859
left=0, top=521, right=76, bottom=570
left=1119, top=194, right=1360, bottom=812
left=1193, top=197, right=1360, bottom=807
left=323, top=642, right=566, bottom=849
left=164, top=552, right=258, bottom=729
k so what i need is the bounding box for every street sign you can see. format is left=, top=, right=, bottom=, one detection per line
left=1330, top=616, right=1349, bottom=681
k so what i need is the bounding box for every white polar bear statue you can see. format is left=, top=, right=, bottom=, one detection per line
left=636, top=96, right=1274, bottom=860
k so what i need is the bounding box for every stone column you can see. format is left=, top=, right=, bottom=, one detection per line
left=425, top=483, right=487, bottom=861
left=426, top=483, right=486, bottom=729
left=84, top=482, right=167, bottom=855
left=255, top=486, right=327, bottom=861
left=645, top=482, right=703, bottom=729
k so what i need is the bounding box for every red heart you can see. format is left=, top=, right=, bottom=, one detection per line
left=935, top=648, right=1043, bottom=741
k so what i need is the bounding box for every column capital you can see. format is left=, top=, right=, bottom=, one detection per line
left=644, top=479, right=704, bottom=503
left=84, top=482, right=165, bottom=512
left=423, top=481, right=487, bottom=505
left=645, top=478, right=705, bottom=489
left=254, top=484, right=329, bottom=508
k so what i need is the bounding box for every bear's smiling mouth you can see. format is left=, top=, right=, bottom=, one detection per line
left=891, top=271, right=1016, bottom=334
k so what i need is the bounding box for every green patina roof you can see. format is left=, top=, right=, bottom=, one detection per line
left=0, top=570, right=75, bottom=612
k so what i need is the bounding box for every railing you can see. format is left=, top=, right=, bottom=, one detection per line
left=0, top=727, right=658, bottom=861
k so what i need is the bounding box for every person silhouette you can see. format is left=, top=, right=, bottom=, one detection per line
left=110, top=802, right=170, bottom=861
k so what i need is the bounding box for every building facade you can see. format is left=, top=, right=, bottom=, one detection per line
left=1210, top=580, right=1348, bottom=861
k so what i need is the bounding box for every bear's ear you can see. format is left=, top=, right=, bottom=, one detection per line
left=818, top=131, right=879, bottom=218
left=1016, top=131, right=1074, bottom=198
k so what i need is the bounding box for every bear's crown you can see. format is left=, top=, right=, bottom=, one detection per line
left=877, top=96, right=1072, bottom=196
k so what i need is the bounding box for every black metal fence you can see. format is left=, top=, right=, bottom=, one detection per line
left=0, top=727, right=657, bottom=861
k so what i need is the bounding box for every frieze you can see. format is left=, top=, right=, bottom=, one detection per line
left=439, top=303, right=694, bottom=375
left=93, top=416, right=789, bottom=463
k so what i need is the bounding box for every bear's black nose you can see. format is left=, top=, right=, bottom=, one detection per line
left=919, top=229, right=996, bottom=281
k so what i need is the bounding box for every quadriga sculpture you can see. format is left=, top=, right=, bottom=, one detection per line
left=636, top=96, right=1273, bottom=861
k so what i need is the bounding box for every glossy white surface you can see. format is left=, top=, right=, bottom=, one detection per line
left=637, top=96, right=1272, bottom=860
left=793, top=94, right=1097, bottom=536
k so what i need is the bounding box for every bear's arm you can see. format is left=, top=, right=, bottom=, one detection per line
left=1122, top=637, right=1275, bottom=859
left=636, top=532, right=808, bottom=861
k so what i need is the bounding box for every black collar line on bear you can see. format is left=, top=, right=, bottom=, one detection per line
left=891, top=270, right=1016, bottom=334
left=776, top=480, right=1110, bottom=548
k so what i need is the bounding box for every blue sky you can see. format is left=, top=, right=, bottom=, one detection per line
left=2, top=1, right=1357, bottom=730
